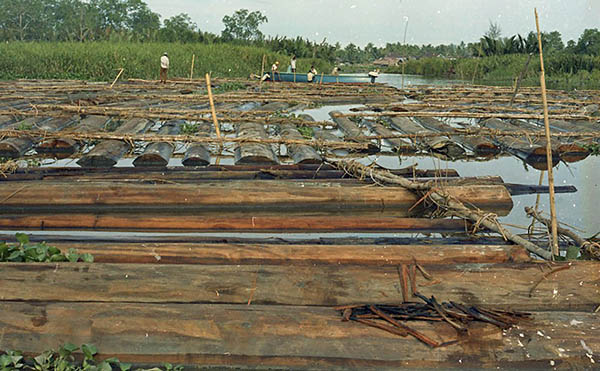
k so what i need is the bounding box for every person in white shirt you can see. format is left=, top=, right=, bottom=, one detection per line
left=290, top=55, right=297, bottom=72
left=368, top=68, right=380, bottom=83
left=271, top=61, right=280, bottom=82
left=307, top=66, right=317, bottom=82
left=160, top=52, right=169, bottom=84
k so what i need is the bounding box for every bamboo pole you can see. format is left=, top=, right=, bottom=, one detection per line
left=190, top=54, right=195, bottom=81
left=259, top=54, right=266, bottom=90
left=205, top=73, right=221, bottom=140
left=109, top=68, right=124, bottom=89
left=319, top=72, right=324, bottom=85
left=535, top=8, right=559, bottom=257
left=510, top=53, right=533, bottom=106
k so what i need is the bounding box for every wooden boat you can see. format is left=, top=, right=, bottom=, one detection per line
left=270, top=72, right=376, bottom=83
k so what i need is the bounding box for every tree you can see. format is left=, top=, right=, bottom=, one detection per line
left=127, top=0, right=160, bottom=40
left=576, top=28, right=600, bottom=56
left=159, top=13, right=198, bottom=42
left=485, top=21, right=502, bottom=40
left=221, top=9, right=267, bottom=41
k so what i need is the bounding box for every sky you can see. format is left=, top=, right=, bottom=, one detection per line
left=145, top=0, right=598, bottom=47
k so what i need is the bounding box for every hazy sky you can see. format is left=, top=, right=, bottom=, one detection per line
left=145, top=0, right=597, bottom=47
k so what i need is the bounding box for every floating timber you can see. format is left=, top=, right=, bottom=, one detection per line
left=77, top=117, right=153, bottom=168
left=388, top=117, right=465, bottom=158
left=480, top=118, right=561, bottom=169
left=133, top=120, right=181, bottom=167
left=234, top=122, right=279, bottom=165
left=415, top=117, right=500, bottom=156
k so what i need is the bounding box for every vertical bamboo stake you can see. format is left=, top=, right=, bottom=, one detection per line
left=401, top=17, right=409, bottom=89
left=205, top=73, right=221, bottom=140
left=510, top=53, right=533, bottom=106
left=110, top=68, right=124, bottom=89
left=535, top=8, right=559, bottom=257
left=189, top=54, right=195, bottom=81
left=319, top=72, right=324, bottom=85
left=259, top=54, right=266, bottom=90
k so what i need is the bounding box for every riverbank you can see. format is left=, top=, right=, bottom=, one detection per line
left=0, top=42, right=331, bottom=81
left=385, top=53, right=600, bottom=90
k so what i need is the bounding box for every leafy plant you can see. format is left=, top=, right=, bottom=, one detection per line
left=1, top=343, right=183, bottom=370
left=212, top=81, right=246, bottom=94
left=0, top=233, right=93, bottom=263
left=17, top=122, right=32, bottom=131
left=180, top=122, right=198, bottom=135
left=583, top=142, right=600, bottom=156
left=297, top=125, right=314, bottom=139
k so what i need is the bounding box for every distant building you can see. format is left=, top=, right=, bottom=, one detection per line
left=373, top=56, right=404, bottom=66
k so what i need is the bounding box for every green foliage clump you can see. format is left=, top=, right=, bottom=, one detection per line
left=212, top=81, right=246, bottom=94
left=0, top=233, right=93, bottom=263
left=180, top=122, right=198, bottom=135
left=0, top=343, right=183, bottom=371
left=297, top=126, right=314, bottom=139
left=583, top=142, right=600, bottom=156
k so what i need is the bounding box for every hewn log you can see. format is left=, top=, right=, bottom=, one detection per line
left=0, top=214, right=471, bottom=233
left=234, top=122, right=279, bottom=165
left=329, top=111, right=379, bottom=153
left=0, top=117, right=48, bottom=157
left=415, top=117, right=499, bottom=156
left=133, top=120, right=181, bottom=167
left=509, top=119, right=589, bottom=163
left=182, top=143, right=211, bottom=166
left=77, top=118, right=153, bottom=168
left=481, top=118, right=560, bottom=169
left=0, top=303, right=597, bottom=369
left=365, top=119, right=414, bottom=152
left=0, top=165, right=460, bottom=181
left=0, top=262, right=597, bottom=310
left=59, top=242, right=530, bottom=265
left=36, top=115, right=110, bottom=154
left=389, top=117, right=465, bottom=158
left=280, top=123, right=322, bottom=164
left=0, top=181, right=514, bottom=216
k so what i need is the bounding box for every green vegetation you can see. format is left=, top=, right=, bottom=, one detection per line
left=212, top=81, right=246, bottom=94
left=0, top=343, right=182, bottom=371
left=0, top=233, right=93, bottom=262
left=583, top=143, right=600, bottom=156
left=180, top=122, right=198, bottom=135
left=297, top=126, right=314, bottom=139
left=0, top=42, right=331, bottom=81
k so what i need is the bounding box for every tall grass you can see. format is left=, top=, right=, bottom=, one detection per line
left=0, top=42, right=331, bottom=81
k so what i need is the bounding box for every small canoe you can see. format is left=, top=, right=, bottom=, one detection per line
left=270, top=72, right=376, bottom=83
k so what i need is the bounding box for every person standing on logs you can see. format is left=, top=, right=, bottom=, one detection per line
left=290, top=55, right=297, bottom=72
left=307, top=65, right=317, bottom=83
left=160, top=52, right=169, bottom=84
left=271, top=61, right=280, bottom=82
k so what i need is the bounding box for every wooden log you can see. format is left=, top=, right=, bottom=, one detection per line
left=415, top=117, right=500, bottom=156
left=509, top=119, right=589, bottom=163
left=133, top=120, right=181, bottom=167
left=182, top=143, right=211, bottom=166
left=0, top=117, right=48, bottom=157
left=1, top=303, right=597, bottom=369
left=0, top=214, right=472, bottom=233
left=77, top=118, right=153, bottom=168
left=480, top=118, right=560, bottom=170
left=280, top=123, right=322, bottom=164
left=0, top=165, right=460, bottom=180
left=36, top=115, right=110, bottom=154
left=58, top=242, right=531, bottom=265
left=388, top=117, right=465, bottom=158
left=366, top=119, right=414, bottom=153
left=0, top=181, right=514, bottom=216
left=259, top=101, right=290, bottom=112
left=0, top=261, right=597, bottom=310
left=0, top=115, right=15, bottom=128
left=329, top=111, right=379, bottom=153
left=234, top=122, right=279, bottom=165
